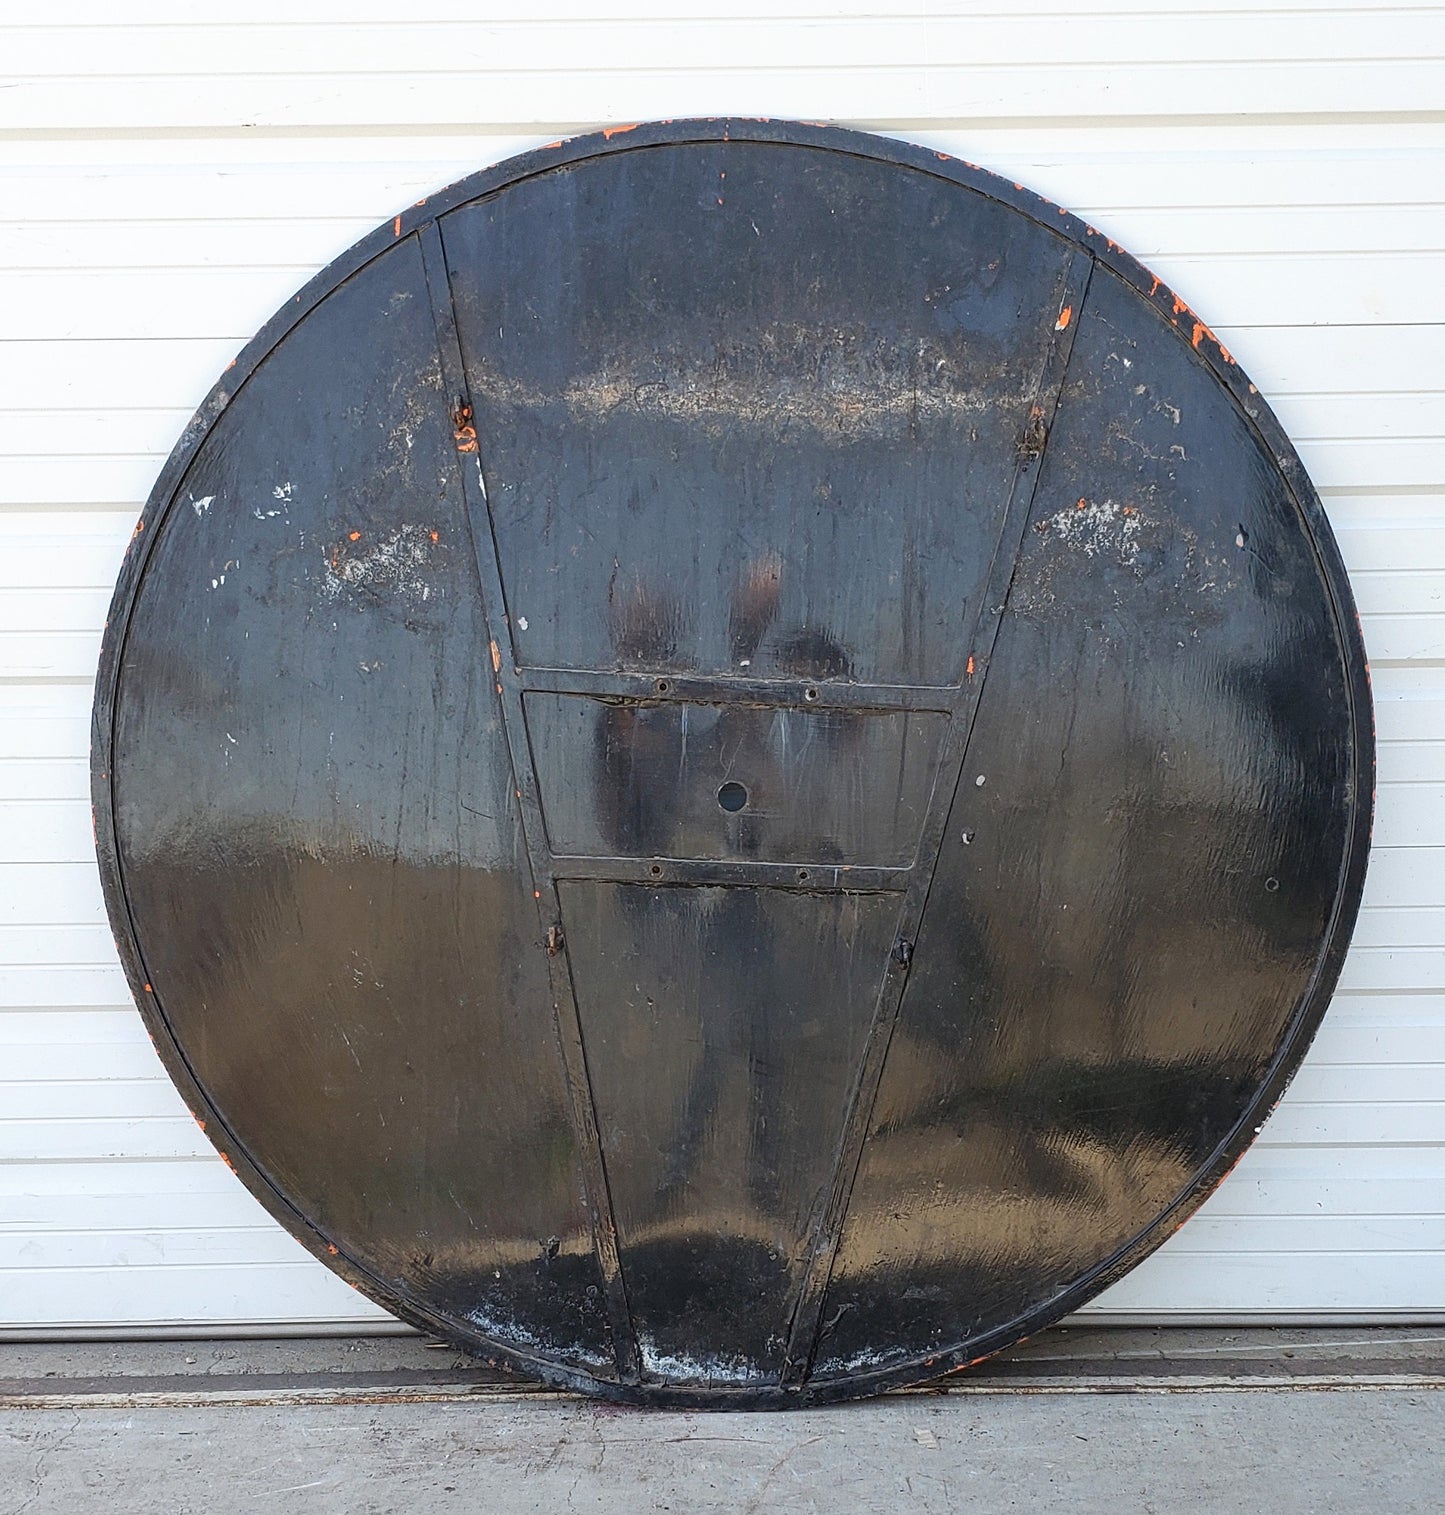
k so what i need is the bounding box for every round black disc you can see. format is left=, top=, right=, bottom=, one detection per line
left=93, top=120, right=1373, bottom=1407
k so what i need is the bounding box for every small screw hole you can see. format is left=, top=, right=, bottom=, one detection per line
left=655, top=678, right=670, bottom=694
left=649, top=863, right=663, bottom=877
left=1265, top=876, right=1280, bottom=892
left=717, top=781, right=748, bottom=813
left=803, top=686, right=819, bottom=702
left=796, top=868, right=810, bottom=882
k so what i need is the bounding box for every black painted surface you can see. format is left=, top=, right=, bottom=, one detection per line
left=94, top=121, right=1372, bottom=1407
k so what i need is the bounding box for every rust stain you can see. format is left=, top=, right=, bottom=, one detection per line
left=1077, top=497, right=1088, bottom=510
left=348, top=530, right=361, bottom=542
left=1055, top=304, right=1073, bottom=332
left=489, top=639, right=501, bottom=674
left=1190, top=319, right=1235, bottom=364
left=602, top=123, right=639, bottom=140
left=966, top=655, right=975, bottom=677
left=143, top=983, right=152, bottom=993
left=132, top=520, right=145, bottom=537
left=429, top=529, right=439, bottom=543
left=327, top=1244, right=340, bottom=1256
left=454, top=400, right=479, bottom=453
left=393, top=215, right=402, bottom=237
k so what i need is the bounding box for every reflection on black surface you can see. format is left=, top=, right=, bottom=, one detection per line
left=559, top=562, right=899, bottom=1383
left=563, top=881, right=897, bottom=1382
left=813, top=267, right=1358, bottom=1379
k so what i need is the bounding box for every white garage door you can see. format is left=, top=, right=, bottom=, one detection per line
left=2, top=0, right=1442, bottom=1334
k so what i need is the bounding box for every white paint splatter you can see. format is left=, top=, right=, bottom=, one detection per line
left=190, top=495, right=214, bottom=517
left=321, top=523, right=438, bottom=603
left=1045, top=498, right=1145, bottom=567
left=516, top=616, right=528, bottom=631
left=637, top=1337, right=770, bottom=1384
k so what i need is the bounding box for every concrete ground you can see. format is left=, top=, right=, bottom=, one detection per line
left=2, top=1326, right=1442, bottom=1513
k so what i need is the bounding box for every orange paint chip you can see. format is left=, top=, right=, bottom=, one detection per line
left=1076, top=497, right=1087, bottom=510
left=143, top=983, right=152, bottom=993
left=1173, top=295, right=1188, bottom=317
left=327, top=1244, right=339, bottom=1256
left=348, top=530, right=361, bottom=542
left=602, top=123, right=639, bottom=139
left=133, top=520, right=145, bottom=536
left=393, top=215, right=402, bottom=237
left=489, top=639, right=501, bottom=673
left=1055, top=304, right=1073, bottom=332
left=966, top=655, right=975, bottom=677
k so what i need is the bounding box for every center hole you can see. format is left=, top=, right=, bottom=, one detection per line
left=717, top=781, right=749, bottom=813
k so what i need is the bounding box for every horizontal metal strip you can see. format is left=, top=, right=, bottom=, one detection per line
left=549, top=854, right=911, bottom=892
left=520, top=666, right=955, bottom=712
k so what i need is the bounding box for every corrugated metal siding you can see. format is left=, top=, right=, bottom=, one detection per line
left=2, top=2, right=1442, bottom=1333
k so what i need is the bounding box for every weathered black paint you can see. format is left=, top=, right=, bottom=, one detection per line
left=93, top=120, right=1373, bottom=1407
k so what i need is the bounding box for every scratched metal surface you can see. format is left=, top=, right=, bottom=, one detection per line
left=91, top=120, right=1373, bottom=1407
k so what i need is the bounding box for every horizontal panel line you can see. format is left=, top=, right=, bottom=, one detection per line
left=0, top=1261, right=322, bottom=1274
left=2, top=114, right=1445, bottom=146
left=0, top=1154, right=219, bottom=1167
left=0, top=1226, right=286, bottom=1239
left=9, top=8, right=1445, bottom=28
left=15, top=56, right=1445, bottom=81
left=1255, top=1139, right=1445, bottom=1148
